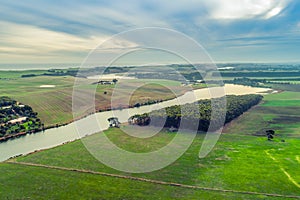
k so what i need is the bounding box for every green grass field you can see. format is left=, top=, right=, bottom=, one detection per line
left=12, top=129, right=300, bottom=197
left=1, top=163, right=284, bottom=200
left=0, top=91, right=297, bottom=199
left=224, top=91, right=300, bottom=138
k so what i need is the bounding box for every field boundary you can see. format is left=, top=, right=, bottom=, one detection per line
left=6, top=161, right=300, bottom=199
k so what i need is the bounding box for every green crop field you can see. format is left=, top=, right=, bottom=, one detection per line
left=1, top=163, right=282, bottom=200
left=0, top=91, right=298, bottom=199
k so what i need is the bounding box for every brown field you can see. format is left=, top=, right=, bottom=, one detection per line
left=0, top=76, right=190, bottom=127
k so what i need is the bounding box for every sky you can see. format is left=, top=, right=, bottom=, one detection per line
left=0, top=0, right=300, bottom=65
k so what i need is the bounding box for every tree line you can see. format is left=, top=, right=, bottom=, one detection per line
left=212, top=71, right=300, bottom=77
left=128, top=94, right=263, bottom=132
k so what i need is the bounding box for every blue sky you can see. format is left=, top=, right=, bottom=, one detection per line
left=0, top=0, right=300, bottom=64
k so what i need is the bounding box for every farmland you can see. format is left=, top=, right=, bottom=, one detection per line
left=0, top=90, right=298, bottom=199
left=0, top=71, right=191, bottom=127
left=0, top=66, right=300, bottom=199
left=4, top=64, right=300, bottom=128
left=2, top=0, right=300, bottom=198
left=1, top=163, right=283, bottom=200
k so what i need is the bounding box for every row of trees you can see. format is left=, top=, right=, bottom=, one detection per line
left=213, top=71, right=300, bottom=77
left=225, top=77, right=300, bottom=88
left=21, top=67, right=133, bottom=78
left=128, top=94, right=263, bottom=132
left=21, top=69, right=79, bottom=78
left=224, top=77, right=266, bottom=87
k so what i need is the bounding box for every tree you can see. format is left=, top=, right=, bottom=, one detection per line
left=107, top=117, right=120, bottom=128
left=266, top=129, right=275, bottom=141
left=112, top=79, right=118, bottom=84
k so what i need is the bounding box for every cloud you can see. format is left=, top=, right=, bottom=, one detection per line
left=0, top=1, right=170, bottom=37
left=206, top=0, right=289, bottom=20
left=0, top=21, right=139, bottom=62
left=0, top=0, right=298, bottom=63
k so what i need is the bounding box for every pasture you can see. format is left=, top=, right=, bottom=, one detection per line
left=1, top=163, right=282, bottom=200
left=4, top=91, right=299, bottom=199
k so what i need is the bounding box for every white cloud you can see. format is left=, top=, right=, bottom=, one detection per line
left=265, top=7, right=281, bottom=19
left=207, top=0, right=288, bottom=20
left=0, top=1, right=296, bottom=63
left=0, top=21, right=139, bottom=62
left=1, top=1, right=171, bottom=35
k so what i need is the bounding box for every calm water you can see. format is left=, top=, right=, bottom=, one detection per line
left=0, top=84, right=272, bottom=161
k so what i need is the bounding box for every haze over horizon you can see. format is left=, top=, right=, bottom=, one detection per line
left=1, top=1, right=300, bottom=65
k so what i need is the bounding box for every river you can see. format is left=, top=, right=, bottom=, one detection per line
left=0, top=84, right=272, bottom=161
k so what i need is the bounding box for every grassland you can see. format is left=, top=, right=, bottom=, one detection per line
left=224, top=91, right=300, bottom=138
left=1, top=163, right=284, bottom=200
left=0, top=90, right=298, bottom=199
left=12, top=129, right=300, bottom=197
